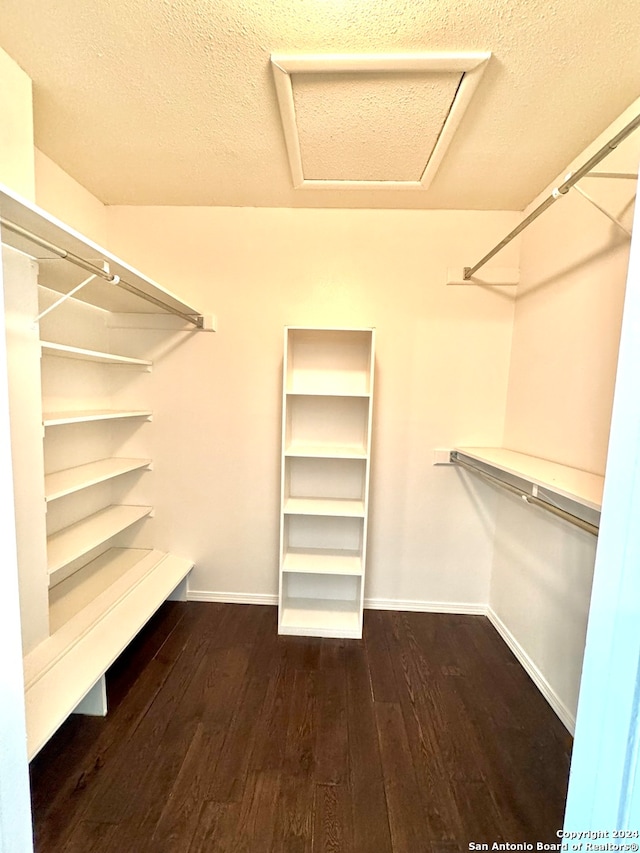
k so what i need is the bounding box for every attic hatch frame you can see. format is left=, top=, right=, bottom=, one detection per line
left=447, top=111, right=640, bottom=286
left=271, top=52, right=491, bottom=192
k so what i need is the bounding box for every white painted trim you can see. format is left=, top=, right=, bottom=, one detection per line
left=270, top=52, right=491, bottom=192
left=0, top=250, right=34, bottom=851
left=187, top=591, right=487, bottom=615
left=487, top=606, right=576, bottom=734
left=187, top=590, right=278, bottom=606
left=364, top=597, right=486, bottom=615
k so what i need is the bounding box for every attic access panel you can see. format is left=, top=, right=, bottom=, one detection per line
left=271, top=53, right=491, bottom=191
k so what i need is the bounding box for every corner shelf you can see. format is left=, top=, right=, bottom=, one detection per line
left=41, top=341, right=152, bottom=368
left=47, top=504, right=153, bottom=584
left=45, top=458, right=152, bottom=502
left=279, top=327, right=375, bottom=638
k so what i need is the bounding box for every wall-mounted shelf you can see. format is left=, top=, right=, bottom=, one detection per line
left=45, top=458, right=152, bottom=502
left=0, top=183, right=212, bottom=328
left=47, top=504, right=153, bottom=582
left=2, top=183, right=199, bottom=761
left=454, top=447, right=603, bottom=509
left=43, top=409, right=152, bottom=427
left=41, top=341, right=152, bottom=368
left=452, top=447, right=602, bottom=534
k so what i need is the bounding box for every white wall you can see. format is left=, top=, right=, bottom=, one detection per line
left=105, top=205, right=519, bottom=608
left=489, top=99, right=640, bottom=729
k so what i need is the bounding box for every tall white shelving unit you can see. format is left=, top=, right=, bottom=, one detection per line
left=0, top=183, right=212, bottom=759
left=278, top=327, right=375, bottom=639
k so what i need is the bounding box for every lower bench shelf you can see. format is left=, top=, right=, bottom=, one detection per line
left=23, top=547, right=193, bottom=760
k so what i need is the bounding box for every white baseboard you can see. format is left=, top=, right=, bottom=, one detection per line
left=364, top=597, right=486, bottom=615
left=487, top=606, right=576, bottom=734
left=187, top=590, right=278, bottom=606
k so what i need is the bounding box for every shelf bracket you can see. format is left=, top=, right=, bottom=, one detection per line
left=34, top=262, right=116, bottom=324
left=572, top=185, right=633, bottom=237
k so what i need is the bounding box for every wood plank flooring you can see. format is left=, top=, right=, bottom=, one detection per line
left=29, top=603, right=572, bottom=852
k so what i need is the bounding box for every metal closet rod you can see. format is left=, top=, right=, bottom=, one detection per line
left=452, top=454, right=599, bottom=536
left=0, top=216, right=204, bottom=328
left=464, top=112, right=640, bottom=280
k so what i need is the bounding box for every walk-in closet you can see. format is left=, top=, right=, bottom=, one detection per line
left=1, top=2, right=640, bottom=850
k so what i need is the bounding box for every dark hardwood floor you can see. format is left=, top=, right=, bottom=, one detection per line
left=29, top=603, right=572, bottom=852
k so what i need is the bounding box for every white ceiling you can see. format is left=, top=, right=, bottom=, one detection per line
left=1, top=0, right=639, bottom=210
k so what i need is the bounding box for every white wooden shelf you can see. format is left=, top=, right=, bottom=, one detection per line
left=284, top=441, right=368, bottom=459
left=43, top=409, right=152, bottom=426
left=279, top=597, right=361, bottom=638
left=24, top=548, right=193, bottom=759
left=47, top=504, right=153, bottom=581
left=454, top=447, right=604, bottom=511
left=41, top=341, right=152, bottom=368
left=286, top=389, right=371, bottom=398
left=0, top=184, right=204, bottom=320
left=48, top=547, right=152, bottom=632
left=283, top=497, right=365, bottom=517
left=282, top=548, right=363, bottom=575
left=279, top=327, right=374, bottom=639
left=45, top=458, right=152, bottom=502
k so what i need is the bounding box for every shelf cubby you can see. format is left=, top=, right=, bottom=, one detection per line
left=279, top=573, right=362, bottom=638
left=284, top=395, right=369, bottom=458
left=285, top=328, right=373, bottom=396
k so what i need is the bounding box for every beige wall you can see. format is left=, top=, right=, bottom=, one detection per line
left=15, top=48, right=640, bottom=730
left=34, top=149, right=108, bottom=245
left=489, top=98, right=640, bottom=729
left=0, top=46, right=34, bottom=199
left=105, top=205, right=519, bottom=607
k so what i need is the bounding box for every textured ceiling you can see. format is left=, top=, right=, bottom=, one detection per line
left=292, top=70, right=463, bottom=182
left=0, top=0, right=640, bottom=210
